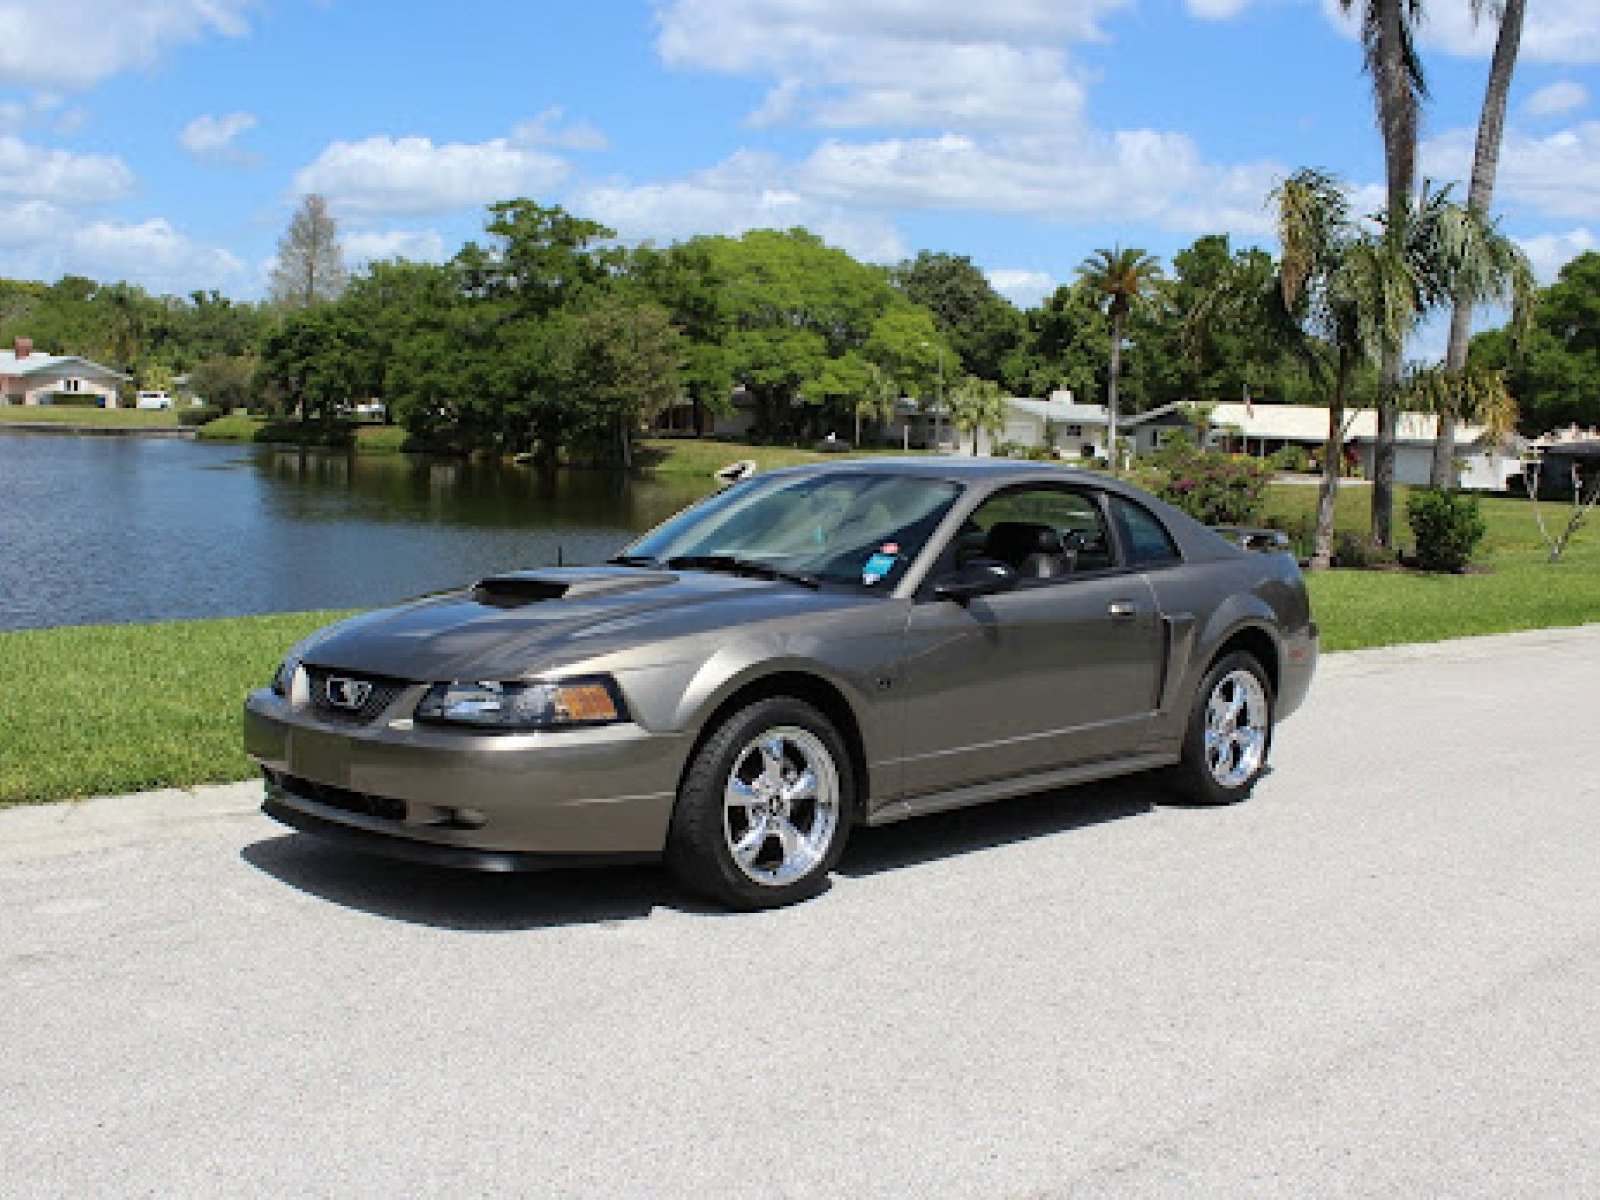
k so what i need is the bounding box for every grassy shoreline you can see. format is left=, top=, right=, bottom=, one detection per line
left=4, top=481, right=1595, bottom=808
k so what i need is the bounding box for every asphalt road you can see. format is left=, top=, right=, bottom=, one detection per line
left=4, top=626, right=1599, bottom=1197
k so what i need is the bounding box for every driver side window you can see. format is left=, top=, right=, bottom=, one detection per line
left=962, top=487, right=1116, bottom=581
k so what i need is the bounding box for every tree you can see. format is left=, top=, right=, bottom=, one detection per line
left=694, top=229, right=909, bottom=440
left=1273, top=168, right=1530, bottom=565
left=1473, top=252, right=1600, bottom=435
left=1435, top=0, right=1528, bottom=485
left=548, top=293, right=685, bottom=467
left=946, top=375, right=1007, bottom=455
left=1005, top=285, right=1110, bottom=401
left=1273, top=170, right=1402, bottom=568
left=1338, top=0, right=1428, bottom=545
left=855, top=363, right=901, bottom=446
left=258, top=305, right=373, bottom=425
left=1075, top=247, right=1162, bottom=474
left=187, top=355, right=257, bottom=413
left=892, top=251, right=1023, bottom=381
left=270, top=194, right=347, bottom=309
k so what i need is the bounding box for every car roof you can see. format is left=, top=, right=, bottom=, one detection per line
left=756, top=456, right=1242, bottom=562
left=765, top=456, right=1097, bottom=482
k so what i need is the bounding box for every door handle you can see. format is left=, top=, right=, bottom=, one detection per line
left=1107, top=600, right=1138, bottom=619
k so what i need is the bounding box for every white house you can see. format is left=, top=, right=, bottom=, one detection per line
left=1126, top=401, right=1524, bottom=491
left=993, top=392, right=1110, bottom=458
left=0, top=338, right=128, bottom=407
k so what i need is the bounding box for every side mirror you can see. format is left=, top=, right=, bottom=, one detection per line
left=933, top=558, right=1019, bottom=603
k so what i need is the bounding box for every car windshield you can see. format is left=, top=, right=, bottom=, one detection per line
left=620, top=472, right=962, bottom=591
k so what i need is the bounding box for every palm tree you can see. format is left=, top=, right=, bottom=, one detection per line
left=1274, top=168, right=1532, bottom=566
left=1433, top=0, right=1528, bottom=486
left=946, top=376, right=1007, bottom=456
left=1402, top=362, right=1519, bottom=445
left=1274, top=170, right=1405, bottom=568
left=1338, top=0, right=1427, bottom=545
left=854, top=362, right=900, bottom=446
left=1076, top=247, right=1162, bottom=474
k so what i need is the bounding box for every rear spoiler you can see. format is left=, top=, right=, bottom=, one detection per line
left=1212, top=526, right=1291, bottom=553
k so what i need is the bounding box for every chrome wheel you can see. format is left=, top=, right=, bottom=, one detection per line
left=723, top=725, right=841, bottom=888
left=1204, top=669, right=1269, bottom=788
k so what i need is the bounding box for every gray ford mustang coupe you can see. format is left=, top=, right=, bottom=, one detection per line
left=246, top=458, right=1317, bottom=909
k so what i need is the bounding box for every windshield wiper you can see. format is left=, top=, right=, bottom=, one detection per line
left=664, top=555, right=820, bottom=589
left=608, top=554, right=661, bottom=567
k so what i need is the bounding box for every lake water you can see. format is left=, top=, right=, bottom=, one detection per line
left=0, top=433, right=711, bottom=631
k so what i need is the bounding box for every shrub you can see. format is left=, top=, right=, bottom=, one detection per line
left=1146, top=442, right=1273, bottom=525
left=1406, top=488, right=1486, bottom=573
left=1268, top=444, right=1312, bottom=473
left=1332, top=532, right=1398, bottom=569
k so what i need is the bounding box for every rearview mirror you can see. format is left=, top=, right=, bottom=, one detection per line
left=933, top=558, right=1018, bottom=603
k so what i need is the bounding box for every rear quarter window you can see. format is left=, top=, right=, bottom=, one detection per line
left=1113, top=496, right=1181, bottom=567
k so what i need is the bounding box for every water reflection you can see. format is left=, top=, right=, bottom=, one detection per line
left=0, top=434, right=712, bottom=630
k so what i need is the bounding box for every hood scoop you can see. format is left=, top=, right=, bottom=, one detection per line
left=469, top=569, right=677, bottom=608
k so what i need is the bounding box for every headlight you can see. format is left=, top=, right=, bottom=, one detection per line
left=415, top=678, right=626, bottom=730
left=271, top=655, right=302, bottom=698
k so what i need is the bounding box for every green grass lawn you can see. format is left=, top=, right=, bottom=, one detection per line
left=0, top=612, right=346, bottom=807
left=0, top=405, right=181, bottom=428
left=1260, top=483, right=1600, bottom=650
left=3, top=477, right=1595, bottom=807
left=194, top=412, right=262, bottom=441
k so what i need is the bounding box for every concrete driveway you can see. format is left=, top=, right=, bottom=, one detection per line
left=3, top=626, right=1598, bottom=1197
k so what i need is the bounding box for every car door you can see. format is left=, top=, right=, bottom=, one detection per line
left=894, top=484, right=1166, bottom=799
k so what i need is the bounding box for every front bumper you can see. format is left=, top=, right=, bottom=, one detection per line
left=244, top=688, right=687, bottom=865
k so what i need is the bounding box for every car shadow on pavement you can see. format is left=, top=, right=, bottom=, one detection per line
left=240, top=776, right=1167, bottom=928
left=239, top=834, right=703, bottom=931
left=837, top=776, right=1160, bottom=878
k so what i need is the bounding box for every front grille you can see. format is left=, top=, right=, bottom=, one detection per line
left=266, top=768, right=407, bottom=822
left=304, top=668, right=408, bottom=724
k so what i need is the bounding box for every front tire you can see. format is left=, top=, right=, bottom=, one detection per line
left=1169, top=651, right=1274, bottom=806
left=666, top=697, right=853, bottom=910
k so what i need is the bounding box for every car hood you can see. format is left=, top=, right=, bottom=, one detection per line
left=295, top=566, right=858, bottom=682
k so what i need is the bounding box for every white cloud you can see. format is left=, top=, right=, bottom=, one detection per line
left=1184, top=0, right=1258, bottom=20
left=655, top=0, right=1116, bottom=133
left=987, top=268, right=1057, bottom=307
left=343, top=228, right=448, bottom=264
left=0, top=135, right=135, bottom=203
left=1422, top=122, right=1600, bottom=222
left=657, top=0, right=1131, bottom=72
left=179, top=111, right=258, bottom=163
left=1525, top=81, right=1589, bottom=119
left=799, top=131, right=1280, bottom=234
left=512, top=107, right=609, bottom=151
left=0, top=200, right=243, bottom=291
left=1517, top=228, right=1597, bottom=282
left=643, top=0, right=1282, bottom=241
left=574, top=151, right=907, bottom=262
left=0, top=0, right=255, bottom=89
left=295, top=134, right=570, bottom=218
left=1321, top=0, right=1600, bottom=65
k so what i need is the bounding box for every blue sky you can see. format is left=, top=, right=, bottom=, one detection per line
left=2, top=0, right=1597, bottom=327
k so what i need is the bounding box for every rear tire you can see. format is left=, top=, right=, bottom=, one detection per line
left=666, top=697, right=853, bottom=910
left=1168, top=651, right=1273, bottom=806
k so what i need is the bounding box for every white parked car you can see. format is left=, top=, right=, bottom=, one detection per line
left=135, top=391, right=174, bottom=410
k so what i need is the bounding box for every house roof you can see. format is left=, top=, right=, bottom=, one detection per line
left=1129, top=401, right=1506, bottom=448
left=1003, top=397, right=1110, bottom=424
left=0, top=351, right=128, bottom=381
